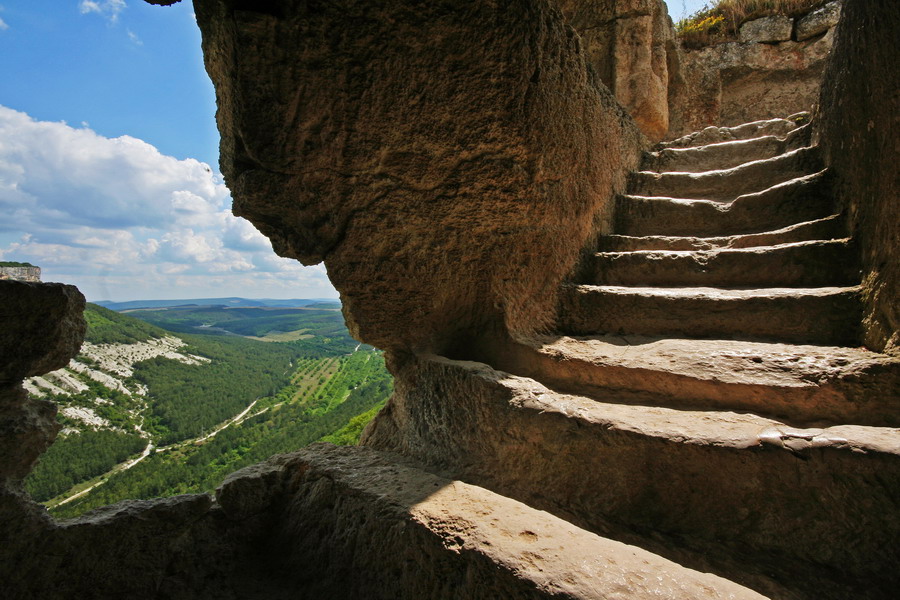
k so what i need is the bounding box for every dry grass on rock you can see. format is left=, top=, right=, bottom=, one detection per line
left=677, top=0, right=828, bottom=47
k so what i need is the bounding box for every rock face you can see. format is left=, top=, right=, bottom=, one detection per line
left=667, top=1, right=842, bottom=136
left=739, top=15, right=793, bottom=43
left=817, top=0, right=900, bottom=355
left=797, top=1, right=842, bottom=41
left=0, top=282, right=85, bottom=385
left=558, top=0, right=675, bottom=142
left=0, top=266, right=41, bottom=282
left=0, top=281, right=85, bottom=595
left=196, top=0, right=644, bottom=354
left=670, top=31, right=834, bottom=134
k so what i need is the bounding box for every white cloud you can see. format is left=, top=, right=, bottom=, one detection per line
left=0, top=17, right=9, bottom=31
left=127, top=29, right=142, bottom=45
left=0, top=106, right=338, bottom=301
left=79, top=0, right=126, bottom=23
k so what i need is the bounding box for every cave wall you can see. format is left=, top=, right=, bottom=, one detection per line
left=557, top=0, right=674, bottom=142
left=195, top=0, right=645, bottom=356
left=554, top=1, right=839, bottom=140
left=816, top=0, right=900, bottom=355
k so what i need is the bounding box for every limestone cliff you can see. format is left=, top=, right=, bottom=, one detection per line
left=0, top=265, right=41, bottom=282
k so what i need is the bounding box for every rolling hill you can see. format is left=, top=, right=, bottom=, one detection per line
left=24, top=303, right=390, bottom=517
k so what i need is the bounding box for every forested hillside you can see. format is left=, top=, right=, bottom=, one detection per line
left=24, top=303, right=391, bottom=517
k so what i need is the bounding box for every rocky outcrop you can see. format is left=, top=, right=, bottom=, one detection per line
left=738, top=15, right=793, bottom=43
left=669, top=2, right=841, bottom=136
left=797, top=1, right=842, bottom=41
left=558, top=0, right=675, bottom=142
left=0, top=281, right=85, bottom=593
left=670, top=31, right=834, bottom=134
left=0, top=266, right=41, bottom=282
left=0, top=282, right=85, bottom=385
left=817, top=0, right=899, bottom=355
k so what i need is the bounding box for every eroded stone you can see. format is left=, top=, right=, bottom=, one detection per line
left=739, top=16, right=794, bottom=43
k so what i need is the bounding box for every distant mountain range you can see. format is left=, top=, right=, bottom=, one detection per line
left=95, top=297, right=341, bottom=311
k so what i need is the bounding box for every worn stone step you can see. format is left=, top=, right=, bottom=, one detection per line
left=482, top=334, right=900, bottom=428
left=558, top=284, right=862, bottom=345
left=629, top=146, right=821, bottom=201
left=658, top=113, right=809, bottom=149
left=598, top=214, right=846, bottom=252
left=615, top=171, right=834, bottom=237
left=216, top=444, right=767, bottom=600
left=587, top=239, right=859, bottom=288
left=365, top=355, right=900, bottom=599
left=642, top=124, right=812, bottom=173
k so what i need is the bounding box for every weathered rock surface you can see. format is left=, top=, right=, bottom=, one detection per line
left=660, top=115, right=807, bottom=149
left=796, top=1, right=842, bottom=41
left=559, top=284, right=862, bottom=345
left=0, top=281, right=85, bottom=385
left=599, top=214, right=847, bottom=252
left=0, top=282, right=86, bottom=600
left=559, top=0, right=676, bottom=142
left=195, top=0, right=644, bottom=354
left=227, top=444, right=768, bottom=600
left=0, top=265, right=41, bottom=282
left=739, top=16, right=793, bottom=43
left=588, top=239, right=858, bottom=288
left=485, top=334, right=900, bottom=427
left=364, top=354, right=900, bottom=599
left=643, top=122, right=810, bottom=172
left=630, top=145, right=820, bottom=200
left=817, top=0, right=900, bottom=355
left=670, top=31, right=833, bottom=134
left=615, top=171, right=835, bottom=237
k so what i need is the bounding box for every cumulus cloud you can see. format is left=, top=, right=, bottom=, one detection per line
left=79, top=0, right=126, bottom=23
left=0, top=106, right=337, bottom=301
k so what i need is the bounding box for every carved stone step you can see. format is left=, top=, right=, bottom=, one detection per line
left=366, top=355, right=900, bottom=599
left=587, top=239, right=858, bottom=288
left=629, top=146, right=821, bottom=201
left=558, top=284, right=862, bottom=345
left=483, top=335, right=900, bottom=427
left=658, top=113, right=809, bottom=149
left=217, top=444, right=768, bottom=600
left=615, top=171, right=834, bottom=237
left=642, top=124, right=811, bottom=173
left=598, top=214, right=846, bottom=252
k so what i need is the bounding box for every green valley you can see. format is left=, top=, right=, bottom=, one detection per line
left=24, top=302, right=391, bottom=518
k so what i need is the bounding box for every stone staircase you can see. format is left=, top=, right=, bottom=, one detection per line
left=182, top=115, right=898, bottom=600
left=365, top=115, right=900, bottom=599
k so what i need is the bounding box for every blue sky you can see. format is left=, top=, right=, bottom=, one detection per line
left=667, top=0, right=711, bottom=22
left=0, top=0, right=705, bottom=302
left=0, top=0, right=338, bottom=302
